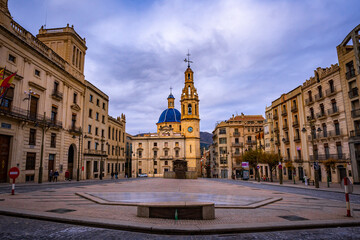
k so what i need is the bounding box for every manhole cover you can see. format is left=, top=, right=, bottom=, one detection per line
left=46, top=208, right=76, bottom=214
left=279, top=215, right=308, bottom=221
left=303, top=197, right=319, bottom=200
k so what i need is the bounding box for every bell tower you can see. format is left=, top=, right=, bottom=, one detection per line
left=181, top=52, right=200, bottom=175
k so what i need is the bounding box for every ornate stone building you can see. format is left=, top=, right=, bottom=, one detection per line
left=212, top=114, right=265, bottom=179
left=302, top=65, right=350, bottom=183
left=337, top=24, right=360, bottom=183
left=131, top=64, right=201, bottom=177
left=0, top=0, right=125, bottom=183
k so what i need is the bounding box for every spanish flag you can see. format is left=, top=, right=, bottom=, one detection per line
left=0, top=71, right=16, bottom=98
left=0, top=68, right=4, bottom=80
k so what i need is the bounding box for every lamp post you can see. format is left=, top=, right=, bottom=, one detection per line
left=302, top=125, right=322, bottom=188
left=271, top=137, right=283, bottom=185
left=38, top=112, right=46, bottom=184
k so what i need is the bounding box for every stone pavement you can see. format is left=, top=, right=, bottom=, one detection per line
left=248, top=179, right=360, bottom=195
left=0, top=178, right=359, bottom=234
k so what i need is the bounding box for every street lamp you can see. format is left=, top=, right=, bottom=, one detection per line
left=271, top=137, right=283, bottom=184
left=302, top=126, right=322, bottom=188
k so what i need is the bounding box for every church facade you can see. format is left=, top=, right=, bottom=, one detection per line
left=131, top=65, right=201, bottom=177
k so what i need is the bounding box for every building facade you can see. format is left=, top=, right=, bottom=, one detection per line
left=302, top=65, right=351, bottom=183
left=337, top=24, right=360, bottom=183
left=106, top=115, right=126, bottom=177
left=212, top=114, right=265, bottom=179
left=131, top=65, right=201, bottom=177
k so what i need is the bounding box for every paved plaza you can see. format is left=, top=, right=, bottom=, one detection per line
left=0, top=178, right=359, bottom=234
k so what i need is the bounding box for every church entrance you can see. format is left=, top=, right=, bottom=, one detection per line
left=173, top=160, right=187, bottom=179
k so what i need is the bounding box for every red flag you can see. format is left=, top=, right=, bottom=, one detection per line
left=0, top=71, right=16, bottom=98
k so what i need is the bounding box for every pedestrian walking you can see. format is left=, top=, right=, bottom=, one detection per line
left=115, top=171, right=118, bottom=179
left=54, top=170, right=59, bottom=182
left=49, top=170, right=53, bottom=182
left=111, top=171, right=114, bottom=179
left=65, top=170, right=70, bottom=181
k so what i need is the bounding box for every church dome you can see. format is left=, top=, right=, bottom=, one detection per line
left=157, top=108, right=181, bottom=123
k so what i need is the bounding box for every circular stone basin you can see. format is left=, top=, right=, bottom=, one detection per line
left=88, top=192, right=271, bottom=206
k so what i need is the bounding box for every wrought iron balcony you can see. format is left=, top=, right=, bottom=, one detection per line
left=291, top=105, right=298, bottom=112
left=315, top=92, right=324, bottom=101
left=294, top=136, right=301, bottom=142
left=51, top=90, right=63, bottom=100
left=348, top=87, right=359, bottom=99
left=273, top=114, right=279, bottom=120
left=325, top=87, right=336, bottom=97
left=316, top=111, right=327, bottom=119
left=232, top=152, right=241, bottom=157
left=346, top=69, right=356, bottom=80
left=305, top=98, right=314, bottom=106
left=232, top=142, right=243, bottom=147
left=233, top=132, right=240, bottom=137
left=292, top=120, right=299, bottom=128
left=282, top=124, right=289, bottom=131
left=283, top=138, right=290, bottom=144
left=351, top=108, right=360, bottom=118
left=294, top=157, right=303, bottom=163
left=328, top=107, right=339, bottom=116
left=274, top=127, right=280, bottom=132
left=68, top=125, right=82, bottom=134
left=0, top=106, right=62, bottom=128
left=84, top=149, right=107, bottom=156
left=310, top=154, right=347, bottom=161
left=281, top=110, right=287, bottom=116
left=350, top=130, right=360, bottom=138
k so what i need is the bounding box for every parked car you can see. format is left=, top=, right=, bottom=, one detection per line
left=138, top=173, right=148, bottom=177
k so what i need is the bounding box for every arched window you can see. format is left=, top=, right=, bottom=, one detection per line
left=195, top=104, right=197, bottom=115
left=188, top=104, right=192, bottom=114
left=188, top=73, right=190, bottom=80
left=182, top=105, right=185, bottom=115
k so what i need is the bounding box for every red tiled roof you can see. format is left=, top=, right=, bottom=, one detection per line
left=228, top=115, right=264, bottom=122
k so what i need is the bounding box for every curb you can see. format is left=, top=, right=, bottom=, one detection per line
left=0, top=207, right=359, bottom=235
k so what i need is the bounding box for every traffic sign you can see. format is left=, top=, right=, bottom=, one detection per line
left=8, top=167, right=20, bottom=179
left=278, top=165, right=283, bottom=169
left=8, top=167, right=20, bottom=195
left=257, top=166, right=260, bottom=169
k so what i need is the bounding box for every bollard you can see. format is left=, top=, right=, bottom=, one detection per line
left=344, top=177, right=351, bottom=217
left=11, top=178, right=15, bottom=195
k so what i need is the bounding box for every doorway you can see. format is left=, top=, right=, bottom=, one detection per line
left=29, top=96, right=38, bottom=120
left=298, top=167, right=304, bottom=181
left=68, top=145, right=75, bottom=180
left=86, top=161, right=91, bottom=179
left=0, top=135, right=10, bottom=183
left=338, top=165, right=347, bottom=183
left=221, top=169, right=228, bottom=179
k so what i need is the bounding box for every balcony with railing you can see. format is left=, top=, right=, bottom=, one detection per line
left=315, top=92, right=325, bottom=101
left=68, top=125, right=81, bottom=134
left=349, top=87, right=359, bottom=99
left=294, top=135, right=301, bottom=142
left=346, top=69, right=356, bottom=80
left=294, top=157, right=303, bottom=163
left=291, top=105, right=298, bottom=112
left=233, top=132, right=240, bottom=137
left=275, top=139, right=280, bottom=145
left=283, top=138, right=290, bottom=144
left=350, top=130, right=360, bottom=138
left=0, top=106, right=62, bottom=128
left=325, top=87, right=336, bottom=97
left=310, top=154, right=348, bottom=161
left=232, top=152, right=241, bottom=157
left=274, top=126, right=279, bottom=132
left=246, top=140, right=257, bottom=145
left=281, top=109, right=287, bottom=116
left=84, top=149, right=107, bottom=156
left=351, top=108, right=360, bottom=118
left=232, top=142, right=243, bottom=147
left=328, top=107, right=339, bottom=116
left=305, top=98, right=314, bottom=106
left=316, top=111, right=327, bottom=119
left=51, top=89, right=63, bottom=100
left=282, top=124, right=289, bottom=131
left=273, top=114, right=279, bottom=120
left=292, top=120, right=299, bottom=128
left=307, top=115, right=316, bottom=121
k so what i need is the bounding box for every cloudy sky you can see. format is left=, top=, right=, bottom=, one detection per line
left=8, top=0, right=360, bottom=134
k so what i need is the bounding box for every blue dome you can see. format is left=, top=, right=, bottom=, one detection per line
left=157, top=108, right=181, bottom=123
left=168, top=93, right=175, bottom=99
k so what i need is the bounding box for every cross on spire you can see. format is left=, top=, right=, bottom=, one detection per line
left=170, top=86, right=172, bottom=94
left=184, top=50, right=193, bottom=68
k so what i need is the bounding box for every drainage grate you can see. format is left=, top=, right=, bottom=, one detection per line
left=303, top=197, right=319, bottom=200
left=46, top=208, right=76, bottom=214
left=279, top=215, right=308, bottom=221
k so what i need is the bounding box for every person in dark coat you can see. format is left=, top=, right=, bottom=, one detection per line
left=54, top=170, right=59, bottom=182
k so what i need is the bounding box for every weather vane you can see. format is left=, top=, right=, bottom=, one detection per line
left=184, top=50, right=193, bottom=68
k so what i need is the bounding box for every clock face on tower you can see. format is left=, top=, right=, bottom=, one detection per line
left=188, top=126, right=193, bottom=133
